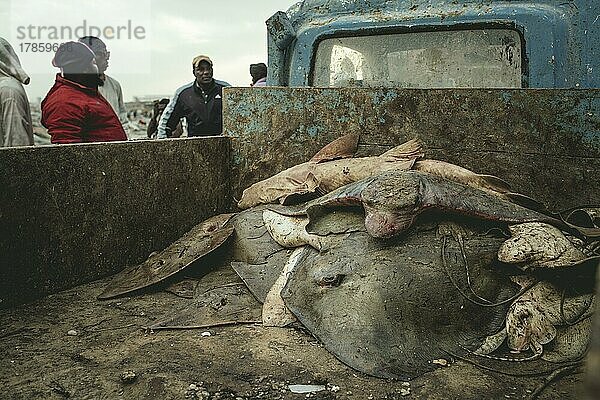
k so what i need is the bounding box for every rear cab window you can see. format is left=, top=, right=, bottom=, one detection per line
left=312, top=29, right=523, bottom=88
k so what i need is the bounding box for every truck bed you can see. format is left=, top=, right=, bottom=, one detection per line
left=0, top=260, right=586, bottom=400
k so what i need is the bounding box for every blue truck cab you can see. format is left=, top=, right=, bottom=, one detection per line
left=267, top=0, right=599, bottom=88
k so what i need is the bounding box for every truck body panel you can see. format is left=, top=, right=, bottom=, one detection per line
left=268, top=0, right=599, bottom=88
left=2, top=88, right=599, bottom=308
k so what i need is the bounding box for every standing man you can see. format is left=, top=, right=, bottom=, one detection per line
left=78, top=36, right=129, bottom=137
left=41, top=41, right=127, bottom=144
left=250, top=63, right=267, bottom=87
left=0, top=37, right=34, bottom=147
left=157, top=55, right=230, bottom=138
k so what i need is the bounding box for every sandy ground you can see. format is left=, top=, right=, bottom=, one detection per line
left=0, top=260, right=587, bottom=400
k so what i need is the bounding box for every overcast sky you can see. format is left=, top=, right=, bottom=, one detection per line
left=0, top=0, right=299, bottom=102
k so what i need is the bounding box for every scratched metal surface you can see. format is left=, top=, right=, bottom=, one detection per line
left=224, top=87, right=600, bottom=211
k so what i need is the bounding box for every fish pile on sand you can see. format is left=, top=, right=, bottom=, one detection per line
left=100, top=134, right=599, bottom=379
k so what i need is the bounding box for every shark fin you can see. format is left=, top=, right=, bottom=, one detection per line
left=478, top=174, right=512, bottom=194
left=310, top=132, right=360, bottom=163
left=380, top=138, right=424, bottom=160
left=279, top=172, right=322, bottom=205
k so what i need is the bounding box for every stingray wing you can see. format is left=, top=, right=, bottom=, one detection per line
left=417, top=173, right=565, bottom=229
left=98, top=213, right=235, bottom=300
left=305, top=207, right=366, bottom=236
left=415, top=172, right=600, bottom=240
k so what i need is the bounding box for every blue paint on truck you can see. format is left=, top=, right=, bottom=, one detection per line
left=267, top=0, right=599, bottom=88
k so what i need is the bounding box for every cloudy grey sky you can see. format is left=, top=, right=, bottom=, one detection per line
left=0, top=0, right=299, bottom=102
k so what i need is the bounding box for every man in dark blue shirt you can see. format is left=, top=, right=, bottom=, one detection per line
left=158, top=55, right=230, bottom=138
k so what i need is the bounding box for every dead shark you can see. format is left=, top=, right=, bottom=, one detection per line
left=271, top=169, right=600, bottom=240
left=237, top=133, right=424, bottom=209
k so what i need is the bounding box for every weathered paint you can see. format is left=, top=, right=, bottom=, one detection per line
left=268, top=0, right=599, bottom=88
left=223, top=87, right=600, bottom=211
left=0, top=138, right=231, bottom=307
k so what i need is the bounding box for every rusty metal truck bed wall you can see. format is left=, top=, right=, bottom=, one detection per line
left=0, top=138, right=231, bottom=308
left=224, top=87, right=600, bottom=210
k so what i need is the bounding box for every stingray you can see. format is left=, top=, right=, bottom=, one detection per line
left=281, top=219, right=519, bottom=379
left=474, top=278, right=595, bottom=363
left=237, top=134, right=424, bottom=209
left=498, top=222, right=600, bottom=270
left=98, top=213, right=236, bottom=300
left=271, top=170, right=600, bottom=240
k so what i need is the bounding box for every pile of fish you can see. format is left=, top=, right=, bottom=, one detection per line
left=99, top=134, right=599, bottom=380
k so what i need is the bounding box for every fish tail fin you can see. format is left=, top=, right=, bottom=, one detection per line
left=380, top=138, right=424, bottom=160
left=503, top=192, right=549, bottom=213
left=478, top=174, right=512, bottom=193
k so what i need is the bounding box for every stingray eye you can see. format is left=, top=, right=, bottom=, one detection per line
left=318, top=274, right=345, bottom=288
left=206, top=224, right=217, bottom=232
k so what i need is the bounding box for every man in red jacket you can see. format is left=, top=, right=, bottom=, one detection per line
left=41, top=41, right=126, bottom=144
